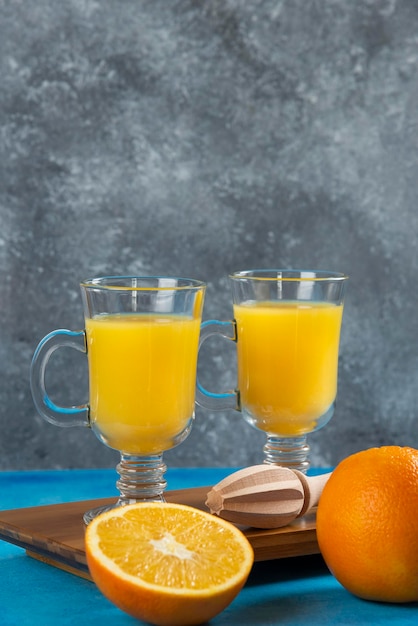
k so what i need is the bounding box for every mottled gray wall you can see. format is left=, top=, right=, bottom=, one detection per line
left=1, top=0, right=418, bottom=470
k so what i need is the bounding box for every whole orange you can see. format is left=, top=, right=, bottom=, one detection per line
left=316, top=445, right=418, bottom=603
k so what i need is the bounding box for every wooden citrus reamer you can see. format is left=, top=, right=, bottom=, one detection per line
left=206, top=465, right=331, bottom=529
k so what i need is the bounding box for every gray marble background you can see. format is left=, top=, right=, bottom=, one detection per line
left=1, top=0, right=418, bottom=471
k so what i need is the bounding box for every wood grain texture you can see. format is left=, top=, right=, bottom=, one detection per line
left=0, top=486, right=319, bottom=579
left=206, top=465, right=331, bottom=528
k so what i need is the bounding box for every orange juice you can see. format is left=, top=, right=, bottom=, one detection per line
left=85, top=313, right=201, bottom=454
left=234, top=301, right=344, bottom=436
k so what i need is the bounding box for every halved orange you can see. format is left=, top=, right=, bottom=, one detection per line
left=85, top=502, right=254, bottom=626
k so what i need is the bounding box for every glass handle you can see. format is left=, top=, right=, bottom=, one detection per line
left=196, top=319, right=239, bottom=411
left=30, top=329, right=89, bottom=427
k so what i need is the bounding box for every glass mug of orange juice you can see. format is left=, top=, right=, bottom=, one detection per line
left=30, top=276, right=206, bottom=523
left=196, top=270, right=348, bottom=472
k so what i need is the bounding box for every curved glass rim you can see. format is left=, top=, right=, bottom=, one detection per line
left=229, top=269, right=348, bottom=282
left=80, top=275, right=206, bottom=291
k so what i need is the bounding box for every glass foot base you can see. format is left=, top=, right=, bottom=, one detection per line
left=82, top=494, right=166, bottom=525
left=83, top=453, right=167, bottom=525
left=83, top=502, right=118, bottom=526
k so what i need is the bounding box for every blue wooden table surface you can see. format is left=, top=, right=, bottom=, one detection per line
left=0, top=468, right=417, bottom=625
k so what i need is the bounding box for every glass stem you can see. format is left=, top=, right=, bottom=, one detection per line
left=83, top=454, right=167, bottom=525
left=116, top=453, right=168, bottom=505
left=263, top=435, right=310, bottom=473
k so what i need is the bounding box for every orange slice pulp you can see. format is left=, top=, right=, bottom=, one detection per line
left=85, top=502, right=254, bottom=626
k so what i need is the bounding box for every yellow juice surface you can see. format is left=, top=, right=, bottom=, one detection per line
left=85, top=313, right=201, bottom=454
left=234, top=301, right=344, bottom=436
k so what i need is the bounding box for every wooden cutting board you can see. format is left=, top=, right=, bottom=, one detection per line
left=0, top=486, right=319, bottom=580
